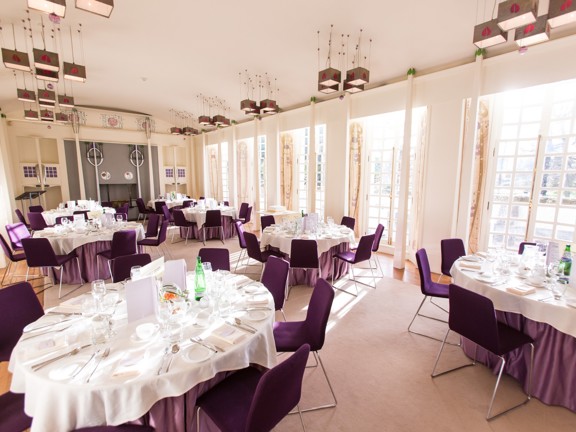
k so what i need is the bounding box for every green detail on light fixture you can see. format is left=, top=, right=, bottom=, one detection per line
left=407, top=68, right=416, bottom=76
left=475, top=48, right=486, bottom=57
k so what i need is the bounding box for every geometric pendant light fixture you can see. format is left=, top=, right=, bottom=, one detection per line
left=497, top=0, right=538, bottom=31
left=2, top=48, right=31, bottom=71
left=75, top=0, right=114, bottom=18
left=27, top=0, right=66, bottom=17
left=473, top=18, right=508, bottom=48
left=547, top=0, right=576, bottom=27
left=515, top=14, right=551, bottom=46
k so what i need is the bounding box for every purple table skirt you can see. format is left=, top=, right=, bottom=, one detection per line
left=179, top=216, right=236, bottom=241
left=462, top=311, right=576, bottom=412
left=288, top=242, right=350, bottom=286
left=45, top=241, right=113, bottom=284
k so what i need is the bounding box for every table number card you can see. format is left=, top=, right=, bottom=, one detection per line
left=163, top=259, right=187, bottom=290
left=125, top=276, right=158, bottom=322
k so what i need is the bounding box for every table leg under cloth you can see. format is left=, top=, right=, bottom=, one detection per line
left=288, top=242, right=350, bottom=286
left=461, top=310, right=576, bottom=412
left=179, top=216, right=236, bottom=241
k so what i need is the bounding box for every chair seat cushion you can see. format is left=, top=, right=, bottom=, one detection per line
left=334, top=250, right=356, bottom=263
left=427, top=281, right=449, bottom=298
left=495, top=322, right=534, bottom=356
left=137, top=239, right=158, bottom=246
left=12, top=251, right=26, bottom=262
left=56, top=252, right=77, bottom=266
left=197, top=367, right=263, bottom=432
left=273, top=321, right=313, bottom=351
left=0, top=391, right=32, bottom=432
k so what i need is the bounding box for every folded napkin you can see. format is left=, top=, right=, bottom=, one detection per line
left=506, top=286, right=536, bottom=296
left=50, top=295, right=86, bottom=314
left=112, top=349, right=148, bottom=378
left=459, top=262, right=482, bottom=271
left=476, top=251, right=490, bottom=259
left=246, top=294, right=269, bottom=306
left=211, top=324, right=246, bottom=345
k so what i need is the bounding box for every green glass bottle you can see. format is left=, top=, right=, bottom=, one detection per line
left=560, top=244, right=572, bottom=279
left=194, top=256, right=206, bottom=301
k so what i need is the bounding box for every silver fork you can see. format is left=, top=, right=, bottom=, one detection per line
left=190, top=337, right=222, bottom=353
left=86, top=347, right=110, bottom=383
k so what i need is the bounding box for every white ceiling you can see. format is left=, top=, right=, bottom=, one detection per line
left=1, top=0, right=573, bottom=126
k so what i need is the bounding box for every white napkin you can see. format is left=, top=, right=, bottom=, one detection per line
left=506, top=286, right=536, bottom=296
left=459, top=262, right=482, bottom=271
left=112, top=349, right=148, bottom=378
left=211, top=324, right=246, bottom=344
left=51, top=295, right=86, bottom=314
left=246, top=294, right=268, bottom=306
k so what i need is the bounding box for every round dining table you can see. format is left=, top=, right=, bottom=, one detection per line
left=8, top=277, right=276, bottom=432
left=41, top=207, right=116, bottom=226
left=451, top=258, right=576, bottom=412
left=180, top=206, right=238, bottom=240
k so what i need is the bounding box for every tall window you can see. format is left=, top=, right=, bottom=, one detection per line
left=484, top=79, right=576, bottom=251
left=220, top=142, right=229, bottom=202
left=360, top=107, right=427, bottom=246
left=258, top=135, right=266, bottom=210
left=315, top=125, right=326, bottom=220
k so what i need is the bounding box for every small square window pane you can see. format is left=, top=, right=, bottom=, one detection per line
left=543, top=156, right=563, bottom=171
left=558, top=208, right=576, bottom=224
left=564, top=173, right=576, bottom=188
left=536, top=206, right=556, bottom=223
left=541, top=173, right=561, bottom=188
left=516, top=157, right=535, bottom=171
left=534, top=223, right=554, bottom=238
left=545, top=137, right=566, bottom=153
left=539, top=189, right=558, bottom=204
left=556, top=225, right=574, bottom=242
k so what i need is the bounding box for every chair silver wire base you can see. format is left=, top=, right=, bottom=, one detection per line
left=431, top=329, right=534, bottom=420
left=407, top=296, right=461, bottom=345
left=1, top=260, right=43, bottom=287
left=234, top=249, right=247, bottom=272
left=171, top=226, right=190, bottom=245
left=25, top=257, right=84, bottom=299
left=331, top=258, right=378, bottom=296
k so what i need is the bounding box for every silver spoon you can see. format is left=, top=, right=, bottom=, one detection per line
left=234, top=317, right=257, bottom=332
left=31, top=345, right=88, bottom=371
left=86, top=347, right=110, bottom=383
left=164, top=344, right=180, bottom=373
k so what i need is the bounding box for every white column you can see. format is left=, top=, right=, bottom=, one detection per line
left=308, top=99, right=317, bottom=213
left=71, top=110, right=86, bottom=199
left=135, top=145, right=142, bottom=199
left=147, top=140, right=154, bottom=200
left=253, top=118, right=261, bottom=230
left=393, top=72, right=415, bottom=269
left=230, top=123, right=237, bottom=207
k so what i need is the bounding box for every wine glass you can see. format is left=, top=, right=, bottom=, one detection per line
left=116, top=214, right=124, bottom=223
left=91, top=279, right=106, bottom=308
left=130, top=266, right=142, bottom=280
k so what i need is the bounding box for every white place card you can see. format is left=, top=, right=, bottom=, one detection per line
left=163, top=259, right=187, bottom=290
left=125, top=276, right=158, bottom=322
left=137, top=256, right=165, bottom=280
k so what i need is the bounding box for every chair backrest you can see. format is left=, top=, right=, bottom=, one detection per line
left=115, top=212, right=128, bottom=221
left=289, top=239, right=319, bottom=269
left=161, top=205, right=172, bottom=222
left=55, top=215, right=75, bottom=225
left=234, top=220, right=247, bottom=249
left=0, top=233, right=18, bottom=261
left=238, top=202, right=249, bottom=219
left=110, top=230, right=137, bottom=259
left=245, top=344, right=310, bottom=432
left=261, top=256, right=290, bottom=311
left=28, top=205, right=44, bottom=213
left=340, top=216, right=356, bottom=230
left=303, top=278, right=335, bottom=351
left=15, top=208, right=27, bottom=226
left=101, top=201, right=113, bottom=208
left=111, top=253, right=152, bottom=282
left=353, top=234, right=375, bottom=263
left=27, top=212, right=48, bottom=231
left=73, top=210, right=89, bottom=220
left=415, top=248, right=435, bottom=296
left=182, top=200, right=194, bottom=208
left=223, top=200, right=230, bottom=206
left=6, top=223, right=30, bottom=249
left=261, top=215, right=275, bottom=231
left=244, top=231, right=264, bottom=263
left=118, top=203, right=130, bottom=214
left=198, top=248, right=230, bottom=271
left=440, top=238, right=466, bottom=276
left=448, top=284, right=500, bottom=354
left=518, top=241, right=537, bottom=255
left=0, top=282, right=44, bottom=362
left=145, top=213, right=161, bottom=238
left=155, top=201, right=166, bottom=214
left=244, top=206, right=252, bottom=224
left=172, top=209, right=188, bottom=227
left=372, top=223, right=385, bottom=252
left=136, top=197, right=147, bottom=213
left=156, top=220, right=169, bottom=244
left=204, top=210, right=222, bottom=228
left=21, top=237, right=60, bottom=267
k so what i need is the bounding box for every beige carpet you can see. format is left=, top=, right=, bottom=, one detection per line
left=33, top=230, right=576, bottom=431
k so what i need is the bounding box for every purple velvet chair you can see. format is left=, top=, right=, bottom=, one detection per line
left=144, top=213, right=161, bottom=238
left=72, top=426, right=155, bottom=432
left=55, top=215, right=75, bottom=225
left=21, top=237, right=83, bottom=298
left=369, top=223, right=385, bottom=277
left=182, top=199, right=194, bottom=208
left=171, top=209, right=196, bottom=245
left=28, top=205, right=44, bottom=213
left=111, top=253, right=152, bottom=283
left=244, top=206, right=252, bottom=224
left=244, top=231, right=282, bottom=279
left=432, top=284, right=534, bottom=420
left=236, top=202, right=249, bottom=223
left=289, top=239, right=320, bottom=291
left=274, top=278, right=336, bottom=412
left=0, top=391, right=32, bottom=432
left=332, top=233, right=376, bottom=296
left=200, top=210, right=224, bottom=245
left=234, top=220, right=248, bottom=271
left=340, top=216, right=356, bottom=230
left=261, top=215, right=275, bottom=231
left=96, top=230, right=137, bottom=279
left=73, top=210, right=90, bottom=220
left=138, top=220, right=169, bottom=259
left=27, top=212, right=49, bottom=231
left=198, top=247, right=230, bottom=272
left=440, top=238, right=466, bottom=281
left=6, top=222, right=30, bottom=250
left=195, top=344, right=310, bottom=432
left=518, top=241, right=537, bottom=255
left=261, top=255, right=290, bottom=320
left=136, top=197, right=155, bottom=223
left=14, top=208, right=29, bottom=229
left=0, top=234, right=27, bottom=286
left=154, top=201, right=166, bottom=215
left=408, top=248, right=450, bottom=342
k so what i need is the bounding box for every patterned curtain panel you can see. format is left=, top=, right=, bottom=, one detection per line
left=236, top=140, right=250, bottom=205
left=468, top=99, right=490, bottom=253
left=408, top=111, right=428, bottom=253
left=348, top=122, right=363, bottom=232
left=280, top=133, right=294, bottom=210
left=208, top=145, right=219, bottom=199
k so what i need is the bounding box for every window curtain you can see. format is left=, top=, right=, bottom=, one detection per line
left=468, top=99, right=491, bottom=253
left=236, top=140, right=250, bottom=205
left=207, top=144, right=220, bottom=200
left=280, top=133, right=294, bottom=210
left=348, top=122, right=363, bottom=234
left=408, top=110, right=428, bottom=254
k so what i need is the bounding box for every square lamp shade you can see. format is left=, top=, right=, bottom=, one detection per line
left=27, top=0, right=66, bottom=17
left=35, top=68, right=59, bottom=82
left=212, top=115, right=227, bottom=126
left=515, top=15, right=550, bottom=46
left=75, top=0, right=114, bottom=17
left=473, top=19, right=508, bottom=48
left=198, top=115, right=212, bottom=126
left=64, top=62, right=87, bottom=82
left=344, top=80, right=364, bottom=93
left=240, top=99, right=258, bottom=113
left=40, top=109, right=54, bottom=121
left=17, top=88, right=36, bottom=103
left=318, top=68, right=341, bottom=86
left=497, top=0, right=538, bottom=31
left=260, top=99, right=277, bottom=113
left=33, top=49, right=60, bottom=72
left=2, top=48, right=31, bottom=71
left=548, top=0, right=576, bottom=27
left=55, top=112, right=69, bottom=123
left=38, top=89, right=56, bottom=103
left=318, top=83, right=339, bottom=94
left=170, top=127, right=182, bottom=135
left=58, top=95, right=75, bottom=107
left=183, top=127, right=198, bottom=135
left=346, top=67, right=370, bottom=86
left=25, top=110, right=39, bottom=120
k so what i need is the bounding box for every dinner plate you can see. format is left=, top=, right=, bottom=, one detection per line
left=461, top=255, right=483, bottom=262
left=475, top=274, right=498, bottom=284
left=183, top=344, right=213, bottom=363
left=243, top=310, right=269, bottom=321
left=243, top=283, right=267, bottom=294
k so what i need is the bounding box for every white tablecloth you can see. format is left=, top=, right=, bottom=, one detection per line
left=182, top=207, right=237, bottom=226
left=260, top=224, right=355, bottom=256
left=33, top=222, right=146, bottom=255
left=8, top=278, right=276, bottom=432
left=42, top=207, right=116, bottom=226
left=147, top=200, right=186, bottom=210
left=451, top=260, right=576, bottom=338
